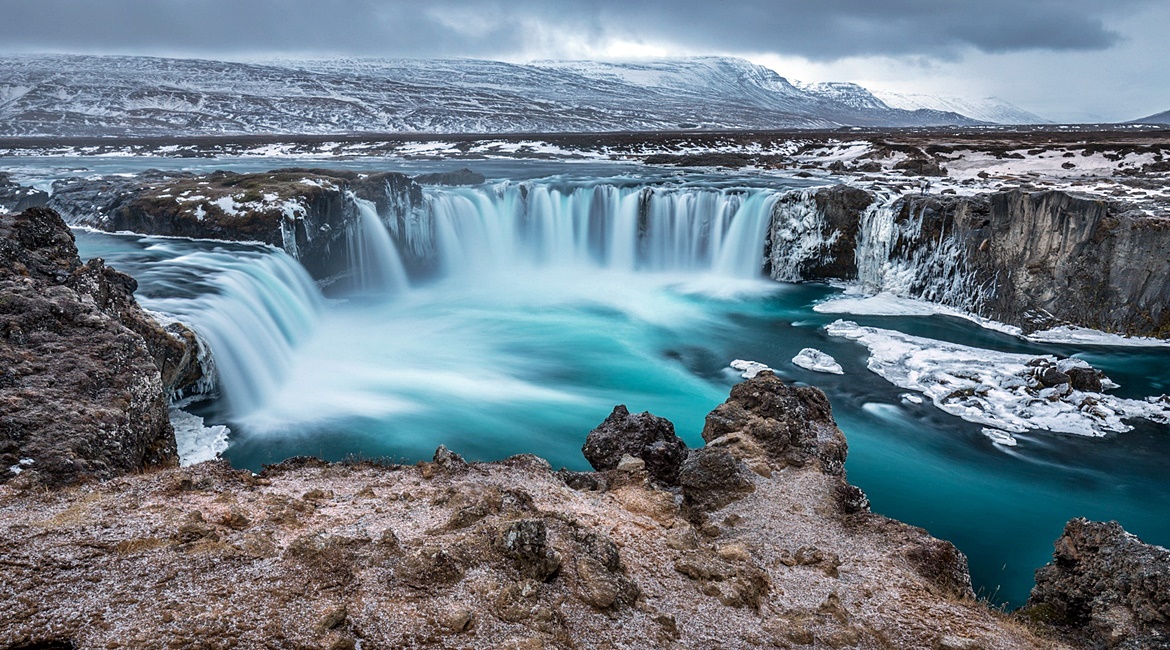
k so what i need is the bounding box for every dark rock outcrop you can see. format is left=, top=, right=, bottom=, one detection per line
left=1024, top=518, right=1170, bottom=649
left=48, top=169, right=426, bottom=285
left=581, top=405, right=688, bottom=484
left=412, top=168, right=486, bottom=186
left=0, top=173, right=48, bottom=213
left=892, top=189, right=1170, bottom=336
left=0, top=207, right=199, bottom=485
left=766, top=184, right=872, bottom=281
left=702, top=370, right=848, bottom=476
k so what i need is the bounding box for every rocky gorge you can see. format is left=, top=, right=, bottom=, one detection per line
left=37, top=161, right=1170, bottom=340
left=0, top=201, right=1167, bottom=648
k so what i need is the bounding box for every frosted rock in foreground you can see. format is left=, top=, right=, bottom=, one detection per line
left=791, top=348, right=845, bottom=374
left=0, top=372, right=1065, bottom=649
left=825, top=319, right=1170, bottom=437
left=730, top=359, right=773, bottom=378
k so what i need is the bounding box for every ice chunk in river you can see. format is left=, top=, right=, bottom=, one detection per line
left=730, top=359, right=772, bottom=379
left=791, top=348, right=845, bottom=374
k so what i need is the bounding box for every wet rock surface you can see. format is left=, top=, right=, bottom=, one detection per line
left=1024, top=518, right=1170, bottom=649
left=0, top=369, right=1070, bottom=649
left=0, top=207, right=200, bottom=486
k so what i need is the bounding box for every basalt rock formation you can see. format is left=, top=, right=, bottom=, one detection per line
left=0, top=207, right=202, bottom=486
left=1024, top=518, right=1170, bottom=650
left=48, top=169, right=425, bottom=283
left=0, top=371, right=1067, bottom=649
left=893, top=189, right=1170, bottom=336
left=766, top=185, right=1170, bottom=338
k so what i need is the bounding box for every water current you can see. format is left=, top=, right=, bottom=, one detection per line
left=13, top=156, right=1165, bottom=608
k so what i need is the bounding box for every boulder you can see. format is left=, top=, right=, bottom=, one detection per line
left=1024, top=518, right=1170, bottom=649
left=581, top=405, right=688, bottom=484
left=677, top=447, right=755, bottom=512
left=701, top=371, right=847, bottom=475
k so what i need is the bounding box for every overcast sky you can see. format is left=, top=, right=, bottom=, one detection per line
left=4, top=0, right=1168, bottom=121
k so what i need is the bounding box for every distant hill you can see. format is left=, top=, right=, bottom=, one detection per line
left=1132, top=109, right=1170, bottom=124
left=0, top=54, right=984, bottom=137
left=869, top=91, right=1051, bottom=125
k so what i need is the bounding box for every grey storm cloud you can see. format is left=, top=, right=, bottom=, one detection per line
left=0, top=0, right=1150, bottom=60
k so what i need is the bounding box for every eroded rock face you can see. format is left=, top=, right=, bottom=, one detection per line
left=766, top=184, right=873, bottom=281
left=1024, top=518, right=1170, bottom=649
left=0, top=367, right=1068, bottom=648
left=582, top=404, right=688, bottom=484
left=890, top=189, right=1170, bottom=337
left=767, top=185, right=1170, bottom=338
left=0, top=172, right=48, bottom=213
left=0, top=207, right=197, bottom=485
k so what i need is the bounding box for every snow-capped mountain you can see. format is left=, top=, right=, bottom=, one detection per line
left=0, top=54, right=984, bottom=137
left=868, top=90, right=1050, bottom=125
left=791, top=81, right=890, bottom=112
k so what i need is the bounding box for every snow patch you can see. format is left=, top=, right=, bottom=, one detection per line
left=730, top=359, right=772, bottom=379
left=1026, top=326, right=1170, bottom=348
left=981, top=428, right=1019, bottom=446
left=825, top=319, right=1170, bottom=437
left=791, top=348, right=844, bottom=374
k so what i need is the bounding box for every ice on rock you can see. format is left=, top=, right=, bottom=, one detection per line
left=981, top=428, right=1019, bottom=447
left=170, top=409, right=230, bottom=466
left=730, top=359, right=772, bottom=379
left=791, top=348, right=844, bottom=374
left=825, top=319, right=1170, bottom=438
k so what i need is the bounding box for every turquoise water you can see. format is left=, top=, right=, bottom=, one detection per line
left=63, top=165, right=1170, bottom=610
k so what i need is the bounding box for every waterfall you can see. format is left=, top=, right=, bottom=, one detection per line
left=140, top=245, right=324, bottom=417
left=345, top=196, right=410, bottom=294
left=417, top=182, right=782, bottom=279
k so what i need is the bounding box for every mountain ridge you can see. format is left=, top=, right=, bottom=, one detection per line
left=0, top=53, right=984, bottom=137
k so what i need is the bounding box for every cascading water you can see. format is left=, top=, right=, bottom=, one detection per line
left=418, top=182, right=783, bottom=280
left=344, top=195, right=410, bottom=294
left=69, top=167, right=1170, bottom=611
left=138, top=244, right=324, bottom=416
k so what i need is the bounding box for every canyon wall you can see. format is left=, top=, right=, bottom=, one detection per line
left=767, top=186, right=1170, bottom=337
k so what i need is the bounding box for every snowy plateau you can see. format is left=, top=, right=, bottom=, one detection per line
left=0, top=54, right=1031, bottom=137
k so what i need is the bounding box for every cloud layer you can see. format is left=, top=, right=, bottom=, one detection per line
left=1, top=0, right=1146, bottom=60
